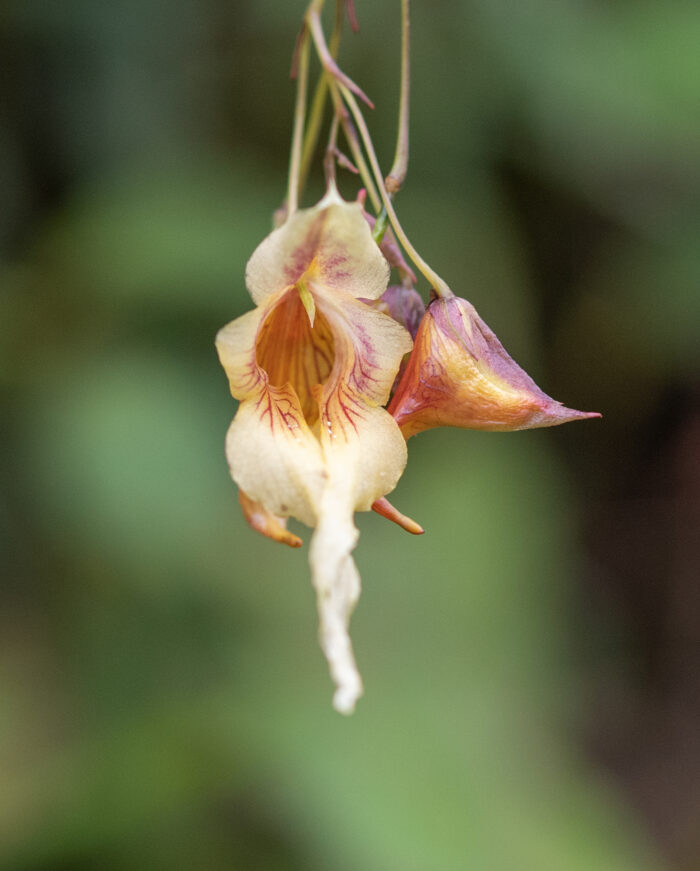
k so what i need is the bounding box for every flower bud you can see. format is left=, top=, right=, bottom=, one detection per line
left=388, top=296, right=600, bottom=438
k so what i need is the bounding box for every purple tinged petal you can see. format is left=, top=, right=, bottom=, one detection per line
left=388, top=296, right=600, bottom=438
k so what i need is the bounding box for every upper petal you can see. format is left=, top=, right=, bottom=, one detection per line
left=246, top=192, right=390, bottom=304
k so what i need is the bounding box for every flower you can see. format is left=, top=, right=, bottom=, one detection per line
left=216, top=188, right=412, bottom=713
left=388, top=295, right=600, bottom=438
left=216, top=193, right=599, bottom=715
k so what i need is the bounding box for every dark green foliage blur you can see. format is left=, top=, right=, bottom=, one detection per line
left=2, top=1, right=699, bottom=869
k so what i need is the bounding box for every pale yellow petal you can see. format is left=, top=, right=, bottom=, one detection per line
left=314, top=288, right=413, bottom=409
left=215, top=302, right=269, bottom=401
left=313, top=290, right=411, bottom=509
left=246, top=192, right=390, bottom=304
left=216, top=292, right=328, bottom=527
left=225, top=387, right=325, bottom=527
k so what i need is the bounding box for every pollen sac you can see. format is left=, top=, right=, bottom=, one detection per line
left=388, top=295, right=600, bottom=439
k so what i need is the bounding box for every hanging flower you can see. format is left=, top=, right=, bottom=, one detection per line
left=216, top=0, right=600, bottom=714
left=216, top=188, right=412, bottom=713
left=388, top=295, right=600, bottom=438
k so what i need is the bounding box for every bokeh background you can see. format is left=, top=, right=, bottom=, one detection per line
left=2, top=1, right=699, bottom=869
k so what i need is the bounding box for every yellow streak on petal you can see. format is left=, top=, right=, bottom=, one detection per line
left=296, top=277, right=316, bottom=327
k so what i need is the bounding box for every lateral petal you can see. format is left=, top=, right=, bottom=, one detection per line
left=224, top=385, right=326, bottom=528
left=216, top=294, right=327, bottom=528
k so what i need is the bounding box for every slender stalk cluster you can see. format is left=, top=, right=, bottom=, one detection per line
left=287, top=0, right=453, bottom=299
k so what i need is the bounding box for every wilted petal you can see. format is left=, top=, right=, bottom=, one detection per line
left=389, top=296, right=600, bottom=438
left=309, top=494, right=363, bottom=713
left=246, top=191, right=390, bottom=304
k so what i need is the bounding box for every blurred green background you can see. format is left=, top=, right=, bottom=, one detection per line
left=2, top=1, right=699, bottom=869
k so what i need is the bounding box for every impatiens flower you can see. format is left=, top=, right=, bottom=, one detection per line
left=388, top=295, right=600, bottom=438
left=216, top=0, right=601, bottom=714
left=216, top=188, right=412, bottom=713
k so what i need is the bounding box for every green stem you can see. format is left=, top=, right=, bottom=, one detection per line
left=304, top=0, right=382, bottom=213
left=328, top=79, right=381, bottom=212
left=298, top=0, right=345, bottom=196
left=338, top=82, right=453, bottom=298
left=372, top=207, right=389, bottom=244
left=287, top=31, right=310, bottom=216
left=385, top=0, right=410, bottom=194
left=306, top=1, right=373, bottom=108
left=323, top=113, right=340, bottom=185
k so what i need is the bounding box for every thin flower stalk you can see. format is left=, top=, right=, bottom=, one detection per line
left=298, top=0, right=345, bottom=197
left=304, top=0, right=448, bottom=295
left=306, top=0, right=374, bottom=110
left=323, top=113, right=341, bottom=185
left=287, top=29, right=310, bottom=217
left=328, top=79, right=382, bottom=211
left=338, top=81, right=454, bottom=298
left=385, top=0, right=410, bottom=194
